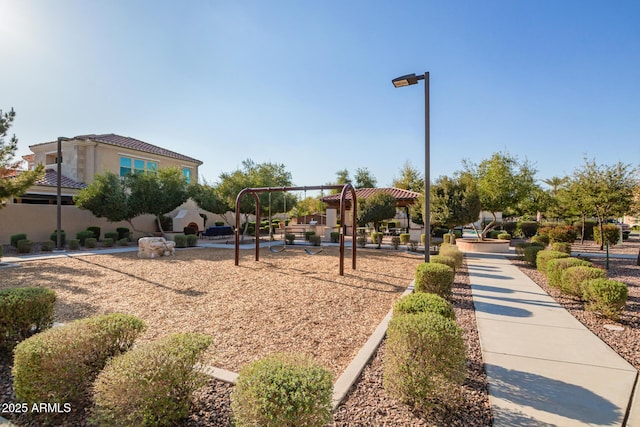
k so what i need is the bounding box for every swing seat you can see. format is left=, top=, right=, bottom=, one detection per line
left=304, top=247, right=323, bottom=255
left=269, top=245, right=286, bottom=253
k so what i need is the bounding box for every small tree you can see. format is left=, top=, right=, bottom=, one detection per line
left=393, top=160, right=424, bottom=193
left=357, top=192, right=396, bottom=231
left=465, top=151, right=537, bottom=240
left=430, top=172, right=480, bottom=236
left=572, top=159, right=636, bottom=250
left=354, top=167, right=377, bottom=188
left=0, top=108, right=44, bottom=207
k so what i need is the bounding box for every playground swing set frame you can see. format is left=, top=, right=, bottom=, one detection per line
left=234, top=184, right=357, bottom=276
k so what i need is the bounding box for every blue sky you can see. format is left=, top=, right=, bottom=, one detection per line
left=1, top=0, right=638, bottom=190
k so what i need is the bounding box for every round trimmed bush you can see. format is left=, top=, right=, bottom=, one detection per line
left=186, top=234, right=198, bottom=247
left=384, top=312, right=465, bottom=411
left=594, top=224, right=621, bottom=246
left=76, top=230, right=95, bottom=246
left=429, top=254, right=457, bottom=272
left=102, top=237, right=114, bottom=247
left=40, top=240, right=55, bottom=252
left=285, top=233, right=296, bottom=244
left=174, top=234, right=187, bottom=248
left=438, top=244, right=463, bottom=269
left=536, top=250, right=569, bottom=273
left=523, top=245, right=544, bottom=266
left=561, top=266, right=607, bottom=298
left=393, top=292, right=455, bottom=320
left=497, top=233, right=511, bottom=240
left=582, top=278, right=628, bottom=320
left=531, top=234, right=549, bottom=246
left=309, top=235, right=322, bottom=246
left=68, top=239, right=80, bottom=250
left=85, top=237, right=97, bottom=249
left=330, top=231, right=340, bottom=243
left=551, top=242, right=572, bottom=254
left=546, top=224, right=577, bottom=243
left=231, top=353, right=333, bottom=427
left=105, top=231, right=119, bottom=241
left=0, top=287, right=56, bottom=350
left=17, top=239, right=33, bottom=254
left=415, top=262, right=455, bottom=298
left=12, top=313, right=146, bottom=406
left=399, top=233, right=410, bottom=244
left=92, top=333, right=212, bottom=427
left=519, top=221, right=540, bottom=238
left=87, top=226, right=101, bottom=240
left=546, top=257, right=591, bottom=290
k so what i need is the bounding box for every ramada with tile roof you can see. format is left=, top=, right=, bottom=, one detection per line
left=14, top=133, right=202, bottom=204
left=321, top=187, right=421, bottom=210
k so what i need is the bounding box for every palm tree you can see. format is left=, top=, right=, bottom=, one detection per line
left=542, top=176, right=569, bottom=196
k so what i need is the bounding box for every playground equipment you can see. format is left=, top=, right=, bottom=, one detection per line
left=234, top=184, right=357, bottom=275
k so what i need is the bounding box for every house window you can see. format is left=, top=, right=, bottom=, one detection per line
left=147, top=161, right=158, bottom=175
left=134, top=159, right=145, bottom=175
left=183, top=168, right=191, bottom=184
left=120, top=157, right=158, bottom=176
left=120, top=157, right=132, bottom=176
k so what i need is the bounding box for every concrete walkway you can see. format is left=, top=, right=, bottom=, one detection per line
left=466, top=252, right=638, bottom=427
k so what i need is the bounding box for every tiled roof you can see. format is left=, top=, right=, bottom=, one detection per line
left=31, top=133, right=203, bottom=165
left=321, top=187, right=421, bottom=203
left=35, top=169, right=87, bottom=189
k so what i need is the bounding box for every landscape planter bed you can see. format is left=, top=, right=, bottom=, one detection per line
left=455, top=238, right=511, bottom=253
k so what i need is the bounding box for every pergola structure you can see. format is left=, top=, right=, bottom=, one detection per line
left=234, top=184, right=357, bottom=276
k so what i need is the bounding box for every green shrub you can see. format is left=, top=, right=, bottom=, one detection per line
left=118, top=238, right=130, bottom=247
left=519, top=221, right=539, bottom=238
left=415, top=262, right=454, bottom=298
left=439, top=244, right=463, bottom=269
left=304, top=231, right=316, bottom=241
left=173, top=234, right=187, bottom=248
left=399, top=233, right=410, bottom=244
left=102, top=238, right=114, bottom=247
left=582, top=279, right=628, bottom=320
left=105, top=231, right=119, bottom=241
left=116, top=227, right=130, bottom=241
left=68, top=239, right=80, bottom=250
left=86, top=226, right=101, bottom=241
left=309, top=235, right=322, bottom=246
left=391, top=236, right=400, bottom=249
left=546, top=257, right=591, bottom=290
left=503, top=221, right=518, bottom=235
left=215, top=221, right=225, bottom=226
left=40, top=240, right=55, bottom=252
left=231, top=353, right=333, bottom=427
left=524, top=245, right=545, bottom=266
left=159, top=215, right=173, bottom=232
left=370, top=231, right=383, bottom=245
left=515, top=242, right=544, bottom=260
left=384, top=312, right=465, bottom=411
left=12, top=313, right=146, bottom=405
left=551, top=242, right=572, bottom=254
left=76, top=230, right=94, bottom=246
left=487, top=230, right=501, bottom=239
left=330, top=231, right=340, bottom=243
left=50, top=230, right=66, bottom=247
left=497, top=233, right=511, bottom=240
left=10, top=233, right=27, bottom=247
left=17, top=239, right=33, bottom=254
left=186, top=234, right=198, bottom=247
left=561, top=266, right=606, bottom=298
left=85, top=237, right=97, bottom=249
left=536, top=250, right=569, bottom=273
left=594, top=224, right=621, bottom=246
left=430, top=254, right=457, bottom=272
left=393, top=292, right=455, bottom=320
left=92, top=333, right=212, bottom=427
left=285, top=233, right=296, bottom=245
left=432, top=227, right=448, bottom=238
left=407, top=240, right=419, bottom=252
left=531, top=234, right=549, bottom=246
left=0, top=287, right=56, bottom=350
left=420, top=233, right=426, bottom=245
left=357, top=236, right=367, bottom=248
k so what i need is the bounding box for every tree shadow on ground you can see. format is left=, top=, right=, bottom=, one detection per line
left=486, top=364, right=622, bottom=425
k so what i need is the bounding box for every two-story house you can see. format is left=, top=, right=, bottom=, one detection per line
left=1, top=134, right=204, bottom=244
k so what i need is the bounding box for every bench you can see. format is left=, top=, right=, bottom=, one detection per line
left=202, top=226, right=234, bottom=239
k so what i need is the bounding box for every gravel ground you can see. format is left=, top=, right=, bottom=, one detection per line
left=512, top=239, right=640, bottom=371
left=0, top=247, right=492, bottom=426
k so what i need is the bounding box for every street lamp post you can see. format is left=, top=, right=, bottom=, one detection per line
left=392, top=72, right=430, bottom=262
left=56, top=137, right=71, bottom=250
